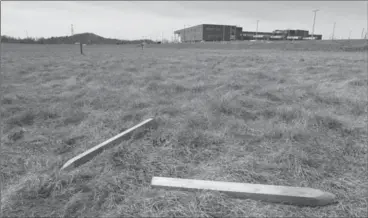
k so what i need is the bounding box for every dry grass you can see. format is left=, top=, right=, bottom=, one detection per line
left=148, top=39, right=368, bottom=52
left=1, top=43, right=367, bottom=217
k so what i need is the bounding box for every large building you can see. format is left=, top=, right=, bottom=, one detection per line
left=174, top=24, right=243, bottom=42
left=174, top=24, right=322, bottom=42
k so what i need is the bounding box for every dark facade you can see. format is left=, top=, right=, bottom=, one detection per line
left=174, top=24, right=243, bottom=42
left=295, top=30, right=309, bottom=37
left=202, top=24, right=243, bottom=41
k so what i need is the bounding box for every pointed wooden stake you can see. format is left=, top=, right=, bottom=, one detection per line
left=151, top=177, right=336, bottom=207
left=61, top=118, right=155, bottom=171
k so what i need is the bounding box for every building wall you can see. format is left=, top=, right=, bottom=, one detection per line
left=295, top=30, right=309, bottom=37
left=242, top=31, right=274, bottom=40
left=203, top=24, right=226, bottom=41
left=236, top=27, right=243, bottom=40
left=175, top=25, right=203, bottom=42
left=285, top=30, right=310, bottom=37
left=242, top=29, right=321, bottom=40
left=202, top=24, right=241, bottom=41
left=182, top=25, right=203, bottom=42
left=242, top=31, right=274, bottom=36
left=308, top=34, right=322, bottom=40
left=175, top=24, right=243, bottom=42
left=183, top=25, right=203, bottom=42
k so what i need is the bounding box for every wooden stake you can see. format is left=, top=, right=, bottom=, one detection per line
left=61, top=118, right=155, bottom=171
left=80, top=42, right=83, bottom=55
left=151, top=177, right=337, bottom=207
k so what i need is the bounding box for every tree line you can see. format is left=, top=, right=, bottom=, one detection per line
left=0, top=33, right=156, bottom=45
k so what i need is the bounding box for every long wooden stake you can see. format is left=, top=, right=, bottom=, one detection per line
left=61, top=118, right=155, bottom=171
left=151, top=177, right=337, bottom=207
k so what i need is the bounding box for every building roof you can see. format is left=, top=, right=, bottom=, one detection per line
left=242, top=31, right=273, bottom=35
left=174, top=24, right=240, bottom=34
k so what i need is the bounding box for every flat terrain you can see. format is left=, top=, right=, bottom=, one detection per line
left=148, top=39, right=368, bottom=52
left=1, top=43, right=367, bottom=217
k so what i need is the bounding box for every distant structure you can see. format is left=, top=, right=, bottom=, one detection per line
left=331, top=22, right=336, bottom=40
left=71, top=24, right=74, bottom=36
left=311, top=9, right=319, bottom=38
left=174, top=24, right=322, bottom=42
left=174, top=24, right=242, bottom=42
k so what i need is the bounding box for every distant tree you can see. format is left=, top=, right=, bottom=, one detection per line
left=37, top=37, right=45, bottom=44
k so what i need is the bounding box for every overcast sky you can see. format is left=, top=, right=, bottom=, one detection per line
left=1, top=1, right=367, bottom=40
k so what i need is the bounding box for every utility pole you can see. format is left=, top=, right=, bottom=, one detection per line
left=332, top=22, right=336, bottom=40
left=71, top=24, right=74, bottom=36
left=172, top=28, right=174, bottom=43
left=223, top=25, right=225, bottom=41
left=361, top=28, right=365, bottom=39
left=183, top=25, right=186, bottom=43
left=312, top=9, right=319, bottom=38
left=348, top=30, right=352, bottom=40
left=256, top=20, right=259, bottom=37
left=26, top=30, right=29, bottom=38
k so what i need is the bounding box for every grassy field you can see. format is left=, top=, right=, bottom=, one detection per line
left=148, top=39, right=368, bottom=52
left=1, top=42, right=367, bottom=217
